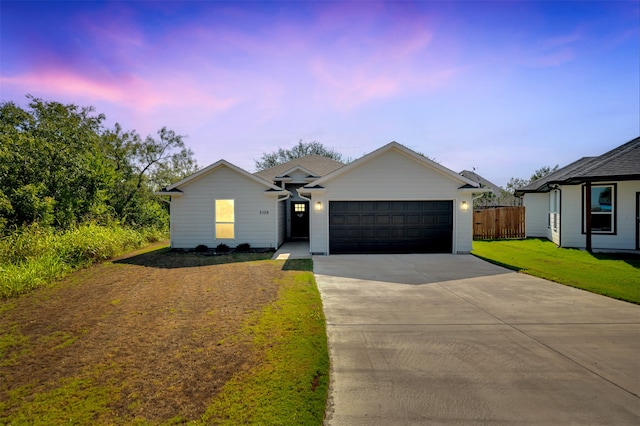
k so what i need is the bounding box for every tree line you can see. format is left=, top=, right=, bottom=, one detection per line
left=0, top=95, right=198, bottom=233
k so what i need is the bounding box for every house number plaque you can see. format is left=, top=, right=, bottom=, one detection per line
left=259, top=210, right=269, bottom=215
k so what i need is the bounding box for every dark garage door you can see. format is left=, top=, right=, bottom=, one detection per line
left=329, top=201, right=453, bottom=254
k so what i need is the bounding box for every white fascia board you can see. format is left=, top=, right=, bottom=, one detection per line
left=311, top=141, right=479, bottom=187
left=275, top=165, right=318, bottom=179
left=297, top=186, right=326, bottom=195
left=458, top=186, right=492, bottom=194
left=167, top=159, right=281, bottom=191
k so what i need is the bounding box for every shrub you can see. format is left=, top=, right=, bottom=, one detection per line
left=215, top=243, right=230, bottom=253
left=0, top=223, right=168, bottom=298
left=235, top=243, right=251, bottom=252
left=194, top=244, right=209, bottom=253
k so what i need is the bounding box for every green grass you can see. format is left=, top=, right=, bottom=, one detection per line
left=1, top=376, right=116, bottom=425
left=199, top=259, right=328, bottom=425
left=0, top=255, right=329, bottom=425
left=472, top=238, right=640, bottom=304
left=0, top=223, right=166, bottom=298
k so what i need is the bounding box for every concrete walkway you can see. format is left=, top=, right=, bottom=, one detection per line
left=272, top=240, right=311, bottom=260
left=313, top=254, right=640, bottom=425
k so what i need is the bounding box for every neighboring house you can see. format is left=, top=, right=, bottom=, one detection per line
left=516, top=136, right=640, bottom=251
left=157, top=142, right=488, bottom=254
left=459, top=170, right=505, bottom=208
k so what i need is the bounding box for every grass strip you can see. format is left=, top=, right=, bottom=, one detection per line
left=472, top=238, right=640, bottom=304
left=199, top=259, right=329, bottom=425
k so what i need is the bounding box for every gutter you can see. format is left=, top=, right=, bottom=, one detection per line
left=274, top=192, right=291, bottom=249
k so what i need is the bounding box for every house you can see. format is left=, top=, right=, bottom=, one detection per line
left=157, top=142, right=488, bottom=254
left=516, top=136, right=640, bottom=251
left=459, top=170, right=506, bottom=208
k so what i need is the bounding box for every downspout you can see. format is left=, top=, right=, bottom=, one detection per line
left=297, top=192, right=312, bottom=203
left=276, top=192, right=291, bottom=249
left=585, top=181, right=592, bottom=252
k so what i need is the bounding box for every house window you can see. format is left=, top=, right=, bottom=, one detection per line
left=583, top=184, right=615, bottom=234
left=548, top=189, right=560, bottom=231
left=215, top=199, right=235, bottom=239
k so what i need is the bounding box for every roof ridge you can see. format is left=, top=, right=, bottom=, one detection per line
left=578, top=137, right=640, bottom=176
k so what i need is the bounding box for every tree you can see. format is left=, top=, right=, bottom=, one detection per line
left=254, top=140, right=347, bottom=171
left=0, top=96, right=197, bottom=231
left=499, top=165, right=559, bottom=206
left=102, top=125, right=198, bottom=228
left=0, top=97, right=111, bottom=228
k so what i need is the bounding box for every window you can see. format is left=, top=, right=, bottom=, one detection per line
left=294, top=203, right=306, bottom=212
left=215, top=199, right=235, bottom=239
left=583, top=184, right=615, bottom=234
left=548, top=189, right=560, bottom=231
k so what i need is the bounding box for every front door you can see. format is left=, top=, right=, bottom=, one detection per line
left=290, top=201, right=309, bottom=239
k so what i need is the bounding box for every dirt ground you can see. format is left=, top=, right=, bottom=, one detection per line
left=0, top=243, right=282, bottom=422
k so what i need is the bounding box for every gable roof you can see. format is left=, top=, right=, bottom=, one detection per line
left=517, top=136, right=640, bottom=194
left=159, top=159, right=284, bottom=193
left=304, top=141, right=480, bottom=189
left=459, top=170, right=501, bottom=195
left=253, top=154, right=345, bottom=183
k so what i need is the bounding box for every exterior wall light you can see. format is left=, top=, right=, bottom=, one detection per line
left=315, top=201, right=323, bottom=211
left=461, top=200, right=469, bottom=211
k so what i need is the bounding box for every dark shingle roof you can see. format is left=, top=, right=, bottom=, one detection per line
left=518, top=136, right=640, bottom=193
left=253, top=155, right=345, bottom=183
left=459, top=170, right=500, bottom=195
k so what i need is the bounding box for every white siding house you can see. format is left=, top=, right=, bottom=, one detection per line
left=298, top=142, right=484, bottom=255
left=517, top=137, right=640, bottom=251
left=158, top=142, right=488, bottom=254
left=159, top=160, right=288, bottom=249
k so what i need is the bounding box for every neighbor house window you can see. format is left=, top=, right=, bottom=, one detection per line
left=548, top=189, right=560, bottom=231
left=583, top=184, right=615, bottom=234
left=215, top=199, right=235, bottom=239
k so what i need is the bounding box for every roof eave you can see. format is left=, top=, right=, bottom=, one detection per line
left=154, top=189, right=184, bottom=197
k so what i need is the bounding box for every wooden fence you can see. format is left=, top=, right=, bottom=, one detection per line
left=473, top=206, right=526, bottom=240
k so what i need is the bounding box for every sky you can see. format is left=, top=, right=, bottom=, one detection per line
left=1, top=0, right=639, bottom=187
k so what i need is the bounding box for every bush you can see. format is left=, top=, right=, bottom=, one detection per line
left=0, top=223, right=168, bottom=298
left=194, top=244, right=209, bottom=253
left=215, top=243, right=230, bottom=253
left=235, top=243, right=251, bottom=252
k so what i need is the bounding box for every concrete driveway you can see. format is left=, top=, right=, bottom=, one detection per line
left=313, top=254, right=640, bottom=425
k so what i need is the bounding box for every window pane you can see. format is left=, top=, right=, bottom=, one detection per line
left=294, top=203, right=305, bottom=212
left=216, top=223, right=235, bottom=239
left=591, top=214, right=611, bottom=232
left=216, top=200, right=234, bottom=222
left=591, top=187, right=612, bottom=212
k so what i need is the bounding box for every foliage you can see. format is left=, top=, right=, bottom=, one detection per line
left=0, top=95, right=197, bottom=231
left=0, top=223, right=165, bottom=298
left=194, top=244, right=209, bottom=252
left=472, top=238, right=640, bottom=304
left=497, top=165, right=559, bottom=206
left=254, top=139, right=347, bottom=171
left=200, top=263, right=329, bottom=425
left=235, top=243, right=251, bottom=252
left=216, top=243, right=230, bottom=253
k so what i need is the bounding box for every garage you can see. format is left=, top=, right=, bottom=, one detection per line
left=329, top=201, right=453, bottom=254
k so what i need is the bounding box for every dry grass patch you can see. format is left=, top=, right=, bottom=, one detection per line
left=0, top=246, right=328, bottom=424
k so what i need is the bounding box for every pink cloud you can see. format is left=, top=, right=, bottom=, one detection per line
left=0, top=69, right=237, bottom=114
left=520, top=31, right=583, bottom=68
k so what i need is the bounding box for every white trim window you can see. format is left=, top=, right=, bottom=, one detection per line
left=215, top=199, right=235, bottom=239
left=584, top=184, right=615, bottom=234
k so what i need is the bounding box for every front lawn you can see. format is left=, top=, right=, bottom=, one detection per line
left=0, top=248, right=329, bottom=424
left=472, top=238, right=640, bottom=304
